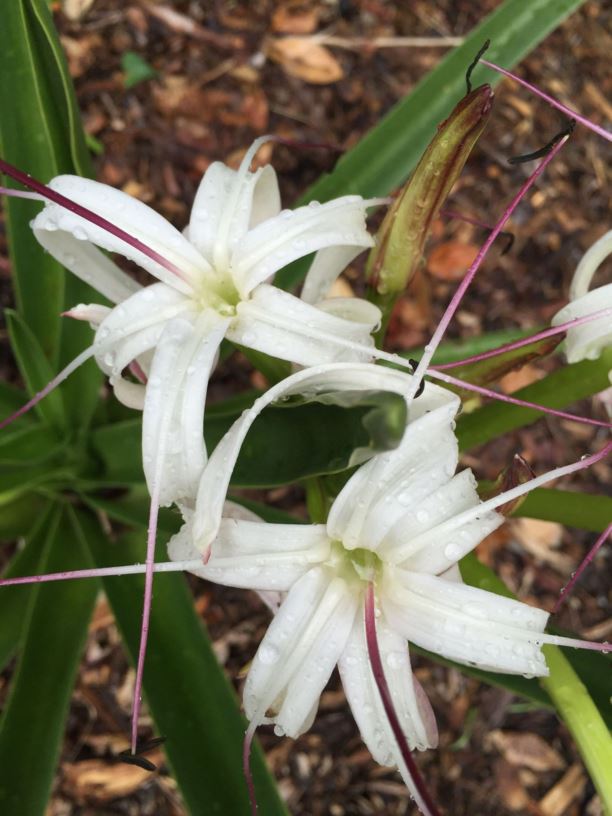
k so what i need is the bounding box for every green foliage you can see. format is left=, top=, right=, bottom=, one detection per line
left=121, top=51, right=157, bottom=88
left=3, top=0, right=610, bottom=813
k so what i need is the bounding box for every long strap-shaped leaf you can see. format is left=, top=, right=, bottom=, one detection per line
left=0, top=506, right=98, bottom=816
left=276, top=0, right=586, bottom=289
left=78, top=510, right=289, bottom=816
left=0, top=0, right=101, bottom=428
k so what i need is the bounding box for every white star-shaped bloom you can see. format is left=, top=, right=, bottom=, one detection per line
left=168, top=364, right=594, bottom=807
left=31, top=138, right=383, bottom=506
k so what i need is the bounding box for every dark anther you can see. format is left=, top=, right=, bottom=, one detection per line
left=465, top=39, right=490, bottom=95
left=508, top=118, right=576, bottom=165
left=114, top=736, right=167, bottom=773
left=408, top=359, right=426, bottom=398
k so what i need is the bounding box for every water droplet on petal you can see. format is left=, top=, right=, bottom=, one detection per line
left=257, top=643, right=280, bottom=665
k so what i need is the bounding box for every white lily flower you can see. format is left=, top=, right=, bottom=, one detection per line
left=169, top=388, right=593, bottom=807
left=551, top=230, right=612, bottom=372
left=30, top=137, right=383, bottom=506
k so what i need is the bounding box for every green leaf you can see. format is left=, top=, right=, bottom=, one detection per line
left=275, top=0, right=586, bottom=290
left=514, top=488, right=612, bottom=533
left=456, top=348, right=612, bottom=450
left=0, top=506, right=97, bottom=816
left=0, top=492, right=49, bottom=541
left=0, top=0, right=101, bottom=428
left=89, top=390, right=407, bottom=488
left=121, top=51, right=157, bottom=88
left=5, top=309, right=65, bottom=430
left=0, top=506, right=51, bottom=669
left=0, top=423, right=65, bottom=466
left=80, top=511, right=288, bottom=816
left=444, top=332, right=562, bottom=393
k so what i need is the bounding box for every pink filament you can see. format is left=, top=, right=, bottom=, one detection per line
left=405, top=134, right=569, bottom=403
left=364, top=584, right=439, bottom=816
left=479, top=60, right=612, bottom=143
left=131, top=489, right=161, bottom=753
left=554, top=522, right=612, bottom=613
left=428, top=368, right=612, bottom=429
left=0, top=346, right=95, bottom=431
left=242, top=723, right=259, bottom=815
left=433, top=308, right=612, bottom=371
left=0, top=157, right=190, bottom=283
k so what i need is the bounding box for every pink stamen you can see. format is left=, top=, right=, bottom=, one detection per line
left=131, top=490, right=161, bottom=753
left=433, top=308, right=612, bottom=370
left=480, top=59, right=612, bottom=143
left=405, top=133, right=569, bottom=403
left=0, top=346, right=95, bottom=430
left=554, top=522, right=612, bottom=613
left=0, top=558, right=204, bottom=587
left=129, top=360, right=148, bottom=385
left=0, top=186, right=44, bottom=201
left=428, top=368, right=612, bottom=429
left=242, top=722, right=259, bottom=815
left=364, top=584, right=439, bottom=816
left=0, top=157, right=190, bottom=284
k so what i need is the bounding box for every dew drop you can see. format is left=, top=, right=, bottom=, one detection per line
left=258, top=643, right=280, bottom=665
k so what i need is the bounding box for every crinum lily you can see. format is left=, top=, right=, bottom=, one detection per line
left=0, top=140, right=386, bottom=748
left=165, top=363, right=610, bottom=814
left=551, top=230, right=612, bottom=374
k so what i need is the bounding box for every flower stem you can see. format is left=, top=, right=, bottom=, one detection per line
left=541, top=646, right=612, bottom=815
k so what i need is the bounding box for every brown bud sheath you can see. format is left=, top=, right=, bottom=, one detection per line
left=367, top=85, right=493, bottom=334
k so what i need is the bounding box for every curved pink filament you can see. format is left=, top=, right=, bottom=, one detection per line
left=0, top=157, right=190, bottom=284
left=554, top=522, right=612, bottom=613
left=364, top=583, right=439, bottom=816
left=479, top=60, right=612, bottom=143
left=405, top=134, right=569, bottom=403
left=242, top=722, right=259, bottom=816
left=433, top=308, right=612, bottom=371
left=428, top=368, right=612, bottom=429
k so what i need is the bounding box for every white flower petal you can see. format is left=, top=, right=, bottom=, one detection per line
left=192, top=363, right=458, bottom=552
left=327, top=399, right=460, bottom=551
left=339, top=612, right=436, bottom=767
left=243, top=568, right=358, bottom=737
left=65, top=303, right=111, bottom=327
left=380, top=469, right=503, bottom=573
left=93, top=283, right=191, bottom=377
left=168, top=512, right=329, bottom=589
left=552, top=284, right=612, bottom=363
left=231, top=197, right=376, bottom=297
left=301, top=245, right=366, bottom=304
left=569, top=230, right=612, bottom=300
left=188, top=162, right=280, bottom=264
left=226, top=284, right=378, bottom=366
left=34, top=227, right=141, bottom=304
left=142, top=311, right=227, bottom=506
left=383, top=570, right=550, bottom=676
left=112, top=376, right=146, bottom=409
left=34, top=176, right=211, bottom=293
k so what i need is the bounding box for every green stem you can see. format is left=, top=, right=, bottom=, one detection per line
left=541, top=646, right=612, bottom=815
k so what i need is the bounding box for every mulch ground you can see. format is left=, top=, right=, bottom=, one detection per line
left=1, top=1, right=611, bottom=814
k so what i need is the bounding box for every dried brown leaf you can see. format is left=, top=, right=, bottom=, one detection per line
left=490, top=730, right=566, bottom=773
left=427, top=241, right=479, bottom=281
left=267, top=37, right=344, bottom=84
